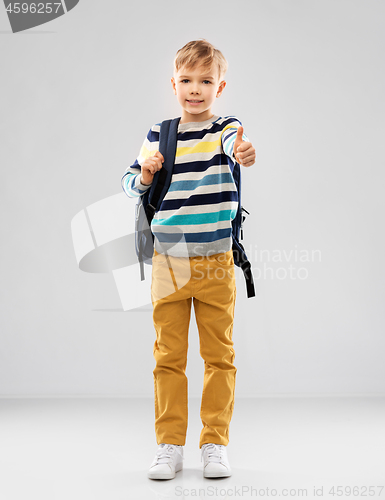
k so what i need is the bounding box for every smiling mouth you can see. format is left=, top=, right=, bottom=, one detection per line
left=187, top=100, right=203, bottom=103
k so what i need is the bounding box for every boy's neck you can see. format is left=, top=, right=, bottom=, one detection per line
left=180, top=110, right=215, bottom=125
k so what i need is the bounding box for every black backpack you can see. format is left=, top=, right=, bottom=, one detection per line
left=131, top=117, right=255, bottom=298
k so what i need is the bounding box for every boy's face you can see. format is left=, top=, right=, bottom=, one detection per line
left=171, top=64, right=226, bottom=124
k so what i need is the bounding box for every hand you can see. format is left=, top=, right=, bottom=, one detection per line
left=233, top=126, right=256, bottom=167
left=141, top=151, right=164, bottom=185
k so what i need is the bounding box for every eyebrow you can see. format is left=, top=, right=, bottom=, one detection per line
left=179, top=75, right=215, bottom=79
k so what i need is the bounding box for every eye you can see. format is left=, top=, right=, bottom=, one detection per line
left=203, top=80, right=212, bottom=84
left=181, top=79, right=189, bottom=83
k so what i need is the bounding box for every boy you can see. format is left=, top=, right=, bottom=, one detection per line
left=121, top=39, right=256, bottom=480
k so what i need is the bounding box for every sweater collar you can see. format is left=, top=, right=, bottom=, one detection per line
left=177, top=114, right=220, bottom=132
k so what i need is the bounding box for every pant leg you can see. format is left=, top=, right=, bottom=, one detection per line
left=190, top=250, right=237, bottom=448
left=151, top=250, right=192, bottom=446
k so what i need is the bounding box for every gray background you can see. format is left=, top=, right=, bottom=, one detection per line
left=1, top=0, right=384, bottom=397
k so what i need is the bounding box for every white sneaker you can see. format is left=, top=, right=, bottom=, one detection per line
left=148, top=443, right=184, bottom=480
left=201, top=443, right=232, bottom=478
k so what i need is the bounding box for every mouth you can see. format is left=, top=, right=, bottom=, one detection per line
left=187, top=100, right=203, bottom=104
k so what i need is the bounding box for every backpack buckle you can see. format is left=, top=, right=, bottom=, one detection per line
left=146, top=203, right=156, bottom=218
left=240, top=206, right=250, bottom=241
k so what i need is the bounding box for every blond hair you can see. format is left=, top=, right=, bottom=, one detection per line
left=173, top=39, right=228, bottom=82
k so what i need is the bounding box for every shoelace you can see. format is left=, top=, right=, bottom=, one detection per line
left=155, top=444, right=182, bottom=464
left=201, top=443, right=224, bottom=463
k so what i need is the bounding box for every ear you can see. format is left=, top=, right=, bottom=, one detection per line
left=216, top=80, right=226, bottom=98
left=171, top=77, right=177, bottom=95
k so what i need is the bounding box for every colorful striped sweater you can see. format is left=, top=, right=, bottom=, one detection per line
left=121, top=114, right=251, bottom=257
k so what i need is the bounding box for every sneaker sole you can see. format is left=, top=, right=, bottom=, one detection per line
left=148, top=462, right=183, bottom=480
left=204, top=469, right=232, bottom=478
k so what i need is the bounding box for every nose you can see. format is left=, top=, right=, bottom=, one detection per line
left=190, top=82, right=200, bottom=94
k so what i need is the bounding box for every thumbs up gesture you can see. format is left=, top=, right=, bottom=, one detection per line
left=233, top=126, right=256, bottom=167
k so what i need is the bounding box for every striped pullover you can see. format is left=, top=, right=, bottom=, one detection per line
left=121, top=114, right=251, bottom=258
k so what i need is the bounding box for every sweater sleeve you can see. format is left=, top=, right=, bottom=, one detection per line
left=121, top=124, right=160, bottom=198
left=221, top=116, right=250, bottom=163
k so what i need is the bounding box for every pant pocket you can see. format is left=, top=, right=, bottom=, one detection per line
left=212, top=250, right=234, bottom=268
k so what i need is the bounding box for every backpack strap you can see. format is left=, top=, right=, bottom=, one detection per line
left=146, top=117, right=181, bottom=225
left=232, top=239, right=256, bottom=298
left=136, top=117, right=180, bottom=282
left=230, top=157, right=256, bottom=298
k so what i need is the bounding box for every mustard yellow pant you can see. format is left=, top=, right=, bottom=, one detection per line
left=151, top=248, right=237, bottom=449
